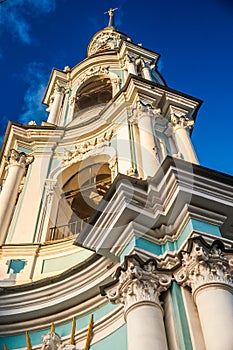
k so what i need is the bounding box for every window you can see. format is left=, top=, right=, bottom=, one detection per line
left=74, top=76, right=112, bottom=114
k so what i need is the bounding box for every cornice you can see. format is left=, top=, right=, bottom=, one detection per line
left=0, top=254, right=118, bottom=325
left=76, top=157, right=233, bottom=258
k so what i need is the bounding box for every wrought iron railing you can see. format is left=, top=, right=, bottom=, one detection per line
left=48, top=218, right=89, bottom=241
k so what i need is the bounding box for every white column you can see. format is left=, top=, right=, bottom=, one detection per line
left=175, top=238, right=233, bottom=350
left=171, top=114, right=198, bottom=164
left=105, top=256, right=171, bottom=350
left=137, top=104, right=159, bottom=178
left=0, top=150, right=33, bottom=245
left=116, top=120, right=132, bottom=174
left=66, top=95, right=76, bottom=125
left=126, top=302, right=168, bottom=350
left=36, top=179, right=57, bottom=243
left=47, top=83, right=65, bottom=125
left=195, top=287, right=233, bottom=350
left=125, top=56, right=137, bottom=75
left=142, top=65, right=152, bottom=80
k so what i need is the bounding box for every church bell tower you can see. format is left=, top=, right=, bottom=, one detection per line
left=0, top=9, right=233, bottom=350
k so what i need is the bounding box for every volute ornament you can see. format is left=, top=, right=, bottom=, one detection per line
left=170, top=112, right=194, bottom=129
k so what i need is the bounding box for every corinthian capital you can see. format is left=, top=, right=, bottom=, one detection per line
left=171, top=113, right=194, bottom=129
left=103, top=255, right=171, bottom=313
left=6, top=149, right=34, bottom=168
left=54, top=81, right=66, bottom=94
left=175, top=237, right=233, bottom=295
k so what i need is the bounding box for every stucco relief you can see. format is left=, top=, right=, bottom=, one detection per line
left=78, top=65, right=110, bottom=84
left=88, top=30, right=122, bottom=56
left=41, top=331, right=76, bottom=350
left=62, top=131, right=114, bottom=167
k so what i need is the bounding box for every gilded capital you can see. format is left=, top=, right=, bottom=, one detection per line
left=175, top=237, right=233, bottom=296
left=104, top=255, right=171, bottom=313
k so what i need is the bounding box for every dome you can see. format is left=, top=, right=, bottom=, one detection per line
left=87, top=27, right=131, bottom=57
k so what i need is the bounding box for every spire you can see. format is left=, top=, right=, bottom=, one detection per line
left=70, top=317, right=76, bottom=345
left=104, top=7, right=118, bottom=28
left=26, top=331, right=32, bottom=350
left=84, top=314, right=94, bottom=350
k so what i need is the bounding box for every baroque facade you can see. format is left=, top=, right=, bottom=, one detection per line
left=0, top=10, right=233, bottom=350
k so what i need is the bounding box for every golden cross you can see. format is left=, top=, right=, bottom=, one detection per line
left=104, top=7, right=118, bottom=27
left=104, top=7, right=118, bottom=17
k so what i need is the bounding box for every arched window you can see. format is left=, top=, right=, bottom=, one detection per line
left=63, top=162, right=111, bottom=221
left=49, top=162, right=111, bottom=240
left=74, top=76, right=112, bottom=114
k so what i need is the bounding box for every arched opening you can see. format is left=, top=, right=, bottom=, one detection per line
left=49, top=162, right=112, bottom=240
left=63, top=162, right=111, bottom=220
left=74, top=76, right=112, bottom=114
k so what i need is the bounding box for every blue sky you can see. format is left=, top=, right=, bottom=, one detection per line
left=0, top=0, right=233, bottom=175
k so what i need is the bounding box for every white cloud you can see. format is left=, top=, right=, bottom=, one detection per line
left=19, top=62, right=48, bottom=125
left=0, top=0, right=56, bottom=44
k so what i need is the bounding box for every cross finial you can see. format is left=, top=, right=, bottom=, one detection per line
left=104, top=7, right=118, bottom=27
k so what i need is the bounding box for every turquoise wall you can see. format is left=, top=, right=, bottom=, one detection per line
left=120, top=218, right=221, bottom=262
left=91, top=325, right=127, bottom=350
left=0, top=303, right=120, bottom=349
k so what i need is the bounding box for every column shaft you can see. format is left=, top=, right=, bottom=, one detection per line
left=175, top=238, right=233, bottom=350
left=126, top=302, right=168, bottom=350
left=0, top=164, right=25, bottom=245
left=142, top=66, right=152, bottom=80
left=195, top=287, right=233, bottom=350
left=173, top=125, right=198, bottom=164
left=138, top=113, right=158, bottom=177
left=47, top=85, right=64, bottom=125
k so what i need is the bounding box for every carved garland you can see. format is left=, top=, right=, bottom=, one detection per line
left=62, top=130, right=114, bottom=167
